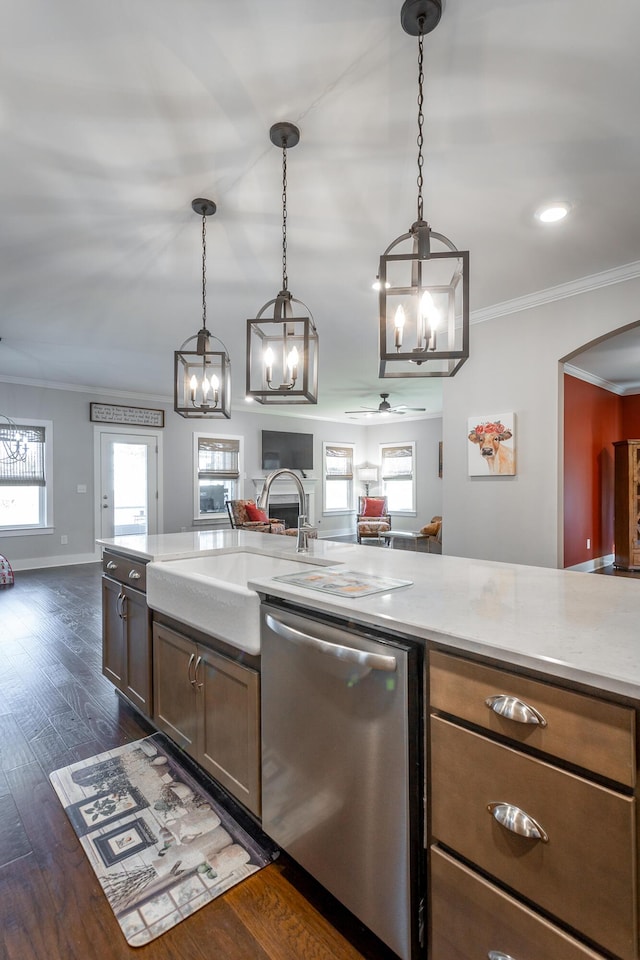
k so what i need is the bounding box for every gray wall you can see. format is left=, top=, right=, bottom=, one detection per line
left=0, top=383, right=103, bottom=566
left=365, top=417, right=443, bottom=530
left=160, top=408, right=371, bottom=539
left=0, top=380, right=442, bottom=569
left=442, top=276, right=640, bottom=567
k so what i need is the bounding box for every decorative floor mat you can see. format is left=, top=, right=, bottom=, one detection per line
left=50, top=734, right=274, bottom=946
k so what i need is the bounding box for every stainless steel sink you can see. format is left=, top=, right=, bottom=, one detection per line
left=146, top=550, right=331, bottom=654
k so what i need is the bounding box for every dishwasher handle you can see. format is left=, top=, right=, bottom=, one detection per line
left=264, top=613, right=397, bottom=673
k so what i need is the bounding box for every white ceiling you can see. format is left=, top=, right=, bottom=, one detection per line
left=2, top=0, right=640, bottom=422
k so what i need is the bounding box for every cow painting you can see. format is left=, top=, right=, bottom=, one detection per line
left=468, top=417, right=515, bottom=476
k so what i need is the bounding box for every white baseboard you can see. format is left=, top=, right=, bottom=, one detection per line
left=317, top=527, right=353, bottom=540
left=10, top=550, right=101, bottom=572
left=565, top=554, right=614, bottom=573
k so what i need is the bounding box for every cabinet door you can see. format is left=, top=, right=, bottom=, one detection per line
left=102, top=576, right=124, bottom=687
left=431, top=847, right=607, bottom=960
left=197, top=647, right=261, bottom=816
left=122, top=585, right=152, bottom=716
left=431, top=715, right=637, bottom=960
left=153, top=624, right=197, bottom=752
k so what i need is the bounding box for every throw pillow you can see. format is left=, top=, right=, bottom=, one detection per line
left=361, top=498, right=386, bottom=518
left=420, top=520, right=441, bottom=536
left=245, top=503, right=270, bottom=523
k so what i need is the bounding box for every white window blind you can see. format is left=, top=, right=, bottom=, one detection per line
left=0, top=425, right=46, bottom=486
left=198, top=437, right=240, bottom=480
left=325, top=444, right=354, bottom=480
left=381, top=444, right=413, bottom=480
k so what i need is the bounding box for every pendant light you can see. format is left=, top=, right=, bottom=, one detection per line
left=378, top=0, right=469, bottom=379
left=174, top=199, right=231, bottom=418
left=246, top=122, right=319, bottom=404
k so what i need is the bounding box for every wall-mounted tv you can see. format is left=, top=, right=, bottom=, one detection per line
left=261, top=430, right=313, bottom=473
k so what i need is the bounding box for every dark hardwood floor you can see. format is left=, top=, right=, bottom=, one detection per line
left=592, top=562, right=640, bottom=578
left=0, top=563, right=397, bottom=960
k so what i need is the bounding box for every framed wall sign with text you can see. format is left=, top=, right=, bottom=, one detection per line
left=90, top=403, right=165, bottom=428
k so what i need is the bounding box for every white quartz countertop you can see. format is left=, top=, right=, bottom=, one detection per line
left=97, top=531, right=640, bottom=701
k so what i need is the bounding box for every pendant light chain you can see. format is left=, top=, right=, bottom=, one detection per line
left=201, top=213, right=208, bottom=329
left=281, top=143, right=288, bottom=291
left=416, top=24, right=425, bottom=223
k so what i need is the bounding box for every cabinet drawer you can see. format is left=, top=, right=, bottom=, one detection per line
left=103, top=551, right=147, bottom=591
left=430, top=716, right=637, bottom=960
left=431, top=846, right=607, bottom=960
left=430, top=649, right=636, bottom=786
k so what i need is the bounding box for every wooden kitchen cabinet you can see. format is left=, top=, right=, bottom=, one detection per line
left=153, top=622, right=261, bottom=817
left=102, top=562, right=152, bottom=717
left=428, top=649, right=638, bottom=960
left=614, top=439, right=640, bottom=571
left=430, top=648, right=636, bottom=785
left=431, top=847, right=607, bottom=960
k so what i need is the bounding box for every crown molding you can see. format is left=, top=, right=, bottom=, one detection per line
left=471, top=260, right=640, bottom=325
left=0, top=374, right=171, bottom=404
left=563, top=364, right=625, bottom=396
left=564, top=363, right=640, bottom=397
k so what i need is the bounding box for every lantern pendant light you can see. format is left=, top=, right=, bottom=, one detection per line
left=378, top=0, right=469, bottom=379
left=174, top=199, right=231, bottom=418
left=246, top=122, right=319, bottom=404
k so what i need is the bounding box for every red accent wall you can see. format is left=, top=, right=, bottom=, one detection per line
left=563, top=375, right=622, bottom=567
left=621, top=394, right=640, bottom=439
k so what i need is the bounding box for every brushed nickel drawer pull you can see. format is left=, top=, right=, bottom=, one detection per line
left=194, top=655, right=203, bottom=690
left=106, top=560, right=118, bottom=571
left=487, top=801, right=549, bottom=842
left=488, top=953, right=517, bottom=960
left=128, top=569, right=141, bottom=580
left=485, top=694, right=547, bottom=727
left=187, top=653, right=196, bottom=686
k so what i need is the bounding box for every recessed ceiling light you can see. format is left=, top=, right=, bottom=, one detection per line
left=535, top=202, right=570, bottom=223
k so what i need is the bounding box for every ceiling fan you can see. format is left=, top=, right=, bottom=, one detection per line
left=345, top=393, right=426, bottom=416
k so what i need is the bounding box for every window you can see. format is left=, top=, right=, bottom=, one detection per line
left=323, top=442, right=355, bottom=513
left=193, top=434, right=242, bottom=521
left=0, top=419, right=53, bottom=533
left=380, top=441, right=416, bottom=514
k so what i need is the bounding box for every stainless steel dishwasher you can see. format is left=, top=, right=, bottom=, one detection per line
left=260, top=601, right=422, bottom=960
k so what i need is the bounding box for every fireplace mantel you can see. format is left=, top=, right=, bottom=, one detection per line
left=251, top=475, right=317, bottom=525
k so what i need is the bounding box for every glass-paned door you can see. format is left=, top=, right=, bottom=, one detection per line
left=99, top=432, right=159, bottom=538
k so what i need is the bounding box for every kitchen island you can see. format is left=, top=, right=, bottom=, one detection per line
left=98, top=529, right=639, bottom=699
left=98, top=530, right=640, bottom=960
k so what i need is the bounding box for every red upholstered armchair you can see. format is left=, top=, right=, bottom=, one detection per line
left=225, top=500, right=286, bottom=534
left=356, top=496, right=391, bottom=544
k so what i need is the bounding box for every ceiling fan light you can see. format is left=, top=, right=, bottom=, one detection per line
left=344, top=392, right=426, bottom=416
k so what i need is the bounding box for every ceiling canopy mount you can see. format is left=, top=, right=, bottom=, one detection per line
left=191, top=198, right=217, bottom=218
left=269, top=122, right=300, bottom=150
left=400, top=0, right=443, bottom=36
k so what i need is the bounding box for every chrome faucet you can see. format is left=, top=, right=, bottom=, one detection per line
left=296, top=514, right=314, bottom=553
left=257, top=468, right=316, bottom=552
